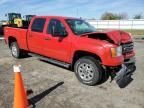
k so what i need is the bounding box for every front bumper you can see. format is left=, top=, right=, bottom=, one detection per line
left=115, top=62, right=136, bottom=88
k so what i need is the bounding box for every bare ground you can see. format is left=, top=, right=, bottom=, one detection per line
left=0, top=40, right=144, bottom=108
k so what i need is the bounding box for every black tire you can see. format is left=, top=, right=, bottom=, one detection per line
left=74, top=56, right=104, bottom=86
left=10, top=42, right=22, bottom=58
left=97, top=70, right=109, bottom=85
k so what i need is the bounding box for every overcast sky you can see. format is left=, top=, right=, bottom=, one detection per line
left=0, top=0, right=144, bottom=20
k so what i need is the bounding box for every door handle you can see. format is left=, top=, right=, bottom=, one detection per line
left=44, top=37, right=51, bottom=40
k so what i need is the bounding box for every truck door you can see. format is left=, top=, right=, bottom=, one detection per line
left=27, top=18, right=46, bottom=55
left=43, top=19, right=71, bottom=63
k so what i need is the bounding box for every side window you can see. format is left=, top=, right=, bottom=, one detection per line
left=31, top=18, right=46, bottom=33
left=47, top=19, right=67, bottom=36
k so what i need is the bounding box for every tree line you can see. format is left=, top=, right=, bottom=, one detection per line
left=100, top=12, right=143, bottom=20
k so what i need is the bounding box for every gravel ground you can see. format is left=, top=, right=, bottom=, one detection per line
left=0, top=40, right=144, bottom=108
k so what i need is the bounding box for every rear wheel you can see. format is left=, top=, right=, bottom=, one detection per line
left=10, top=42, right=22, bottom=58
left=74, top=56, right=103, bottom=86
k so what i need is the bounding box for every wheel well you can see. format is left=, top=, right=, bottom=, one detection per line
left=8, top=36, right=17, bottom=48
left=72, top=51, right=102, bottom=70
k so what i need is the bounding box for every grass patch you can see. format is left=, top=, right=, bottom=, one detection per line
left=123, top=29, right=144, bottom=36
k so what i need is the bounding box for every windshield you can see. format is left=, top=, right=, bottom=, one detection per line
left=66, top=19, right=96, bottom=35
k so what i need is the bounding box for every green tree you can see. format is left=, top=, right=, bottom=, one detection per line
left=101, top=12, right=119, bottom=20
left=133, top=14, right=143, bottom=19
left=101, top=12, right=128, bottom=20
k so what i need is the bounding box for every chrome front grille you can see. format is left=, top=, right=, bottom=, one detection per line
left=122, top=42, right=134, bottom=54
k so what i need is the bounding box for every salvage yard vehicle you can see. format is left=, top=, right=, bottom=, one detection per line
left=0, top=13, right=22, bottom=35
left=4, top=16, right=136, bottom=88
left=0, top=13, right=35, bottom=35
left=5, top=13, right=23, bottom=27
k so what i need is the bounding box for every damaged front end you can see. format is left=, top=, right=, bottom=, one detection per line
left=82, top=30, right=136, bottom=88
left=107, top=57, right=136, bottom=88
left=115, top=63, right=136, bottom=88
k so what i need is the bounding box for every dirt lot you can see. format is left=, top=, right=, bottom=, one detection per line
left=0, top=40, right=144, bottom=108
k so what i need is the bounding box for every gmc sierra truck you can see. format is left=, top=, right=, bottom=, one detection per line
left=4, top=16, right=136, bottom=88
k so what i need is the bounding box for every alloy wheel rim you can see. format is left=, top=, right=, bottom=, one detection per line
left=78, top=63, right=94, bottom=81
left=11, top=45, right=18, bottom=57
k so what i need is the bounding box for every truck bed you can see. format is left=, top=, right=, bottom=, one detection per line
left=4, top=27, right=29, bottom=50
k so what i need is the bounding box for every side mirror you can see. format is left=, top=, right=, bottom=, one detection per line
left=52, top=26, right=68, bottom=37
left=60, top=29, right=68, bottom=37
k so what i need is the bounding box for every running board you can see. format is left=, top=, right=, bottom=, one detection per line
left=28, top=53, right=70, bottom=68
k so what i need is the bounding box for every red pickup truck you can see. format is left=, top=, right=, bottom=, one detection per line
left=4, top=16, right=136, bottom=88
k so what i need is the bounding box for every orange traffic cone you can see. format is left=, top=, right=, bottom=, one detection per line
left=13, top=65, right=28, bottom=108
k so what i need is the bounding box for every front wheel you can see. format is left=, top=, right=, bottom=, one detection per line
left=74, top=56, right=103, bottom=86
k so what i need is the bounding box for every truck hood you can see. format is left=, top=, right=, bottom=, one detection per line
left=81, top=30, right=132, bottom=45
